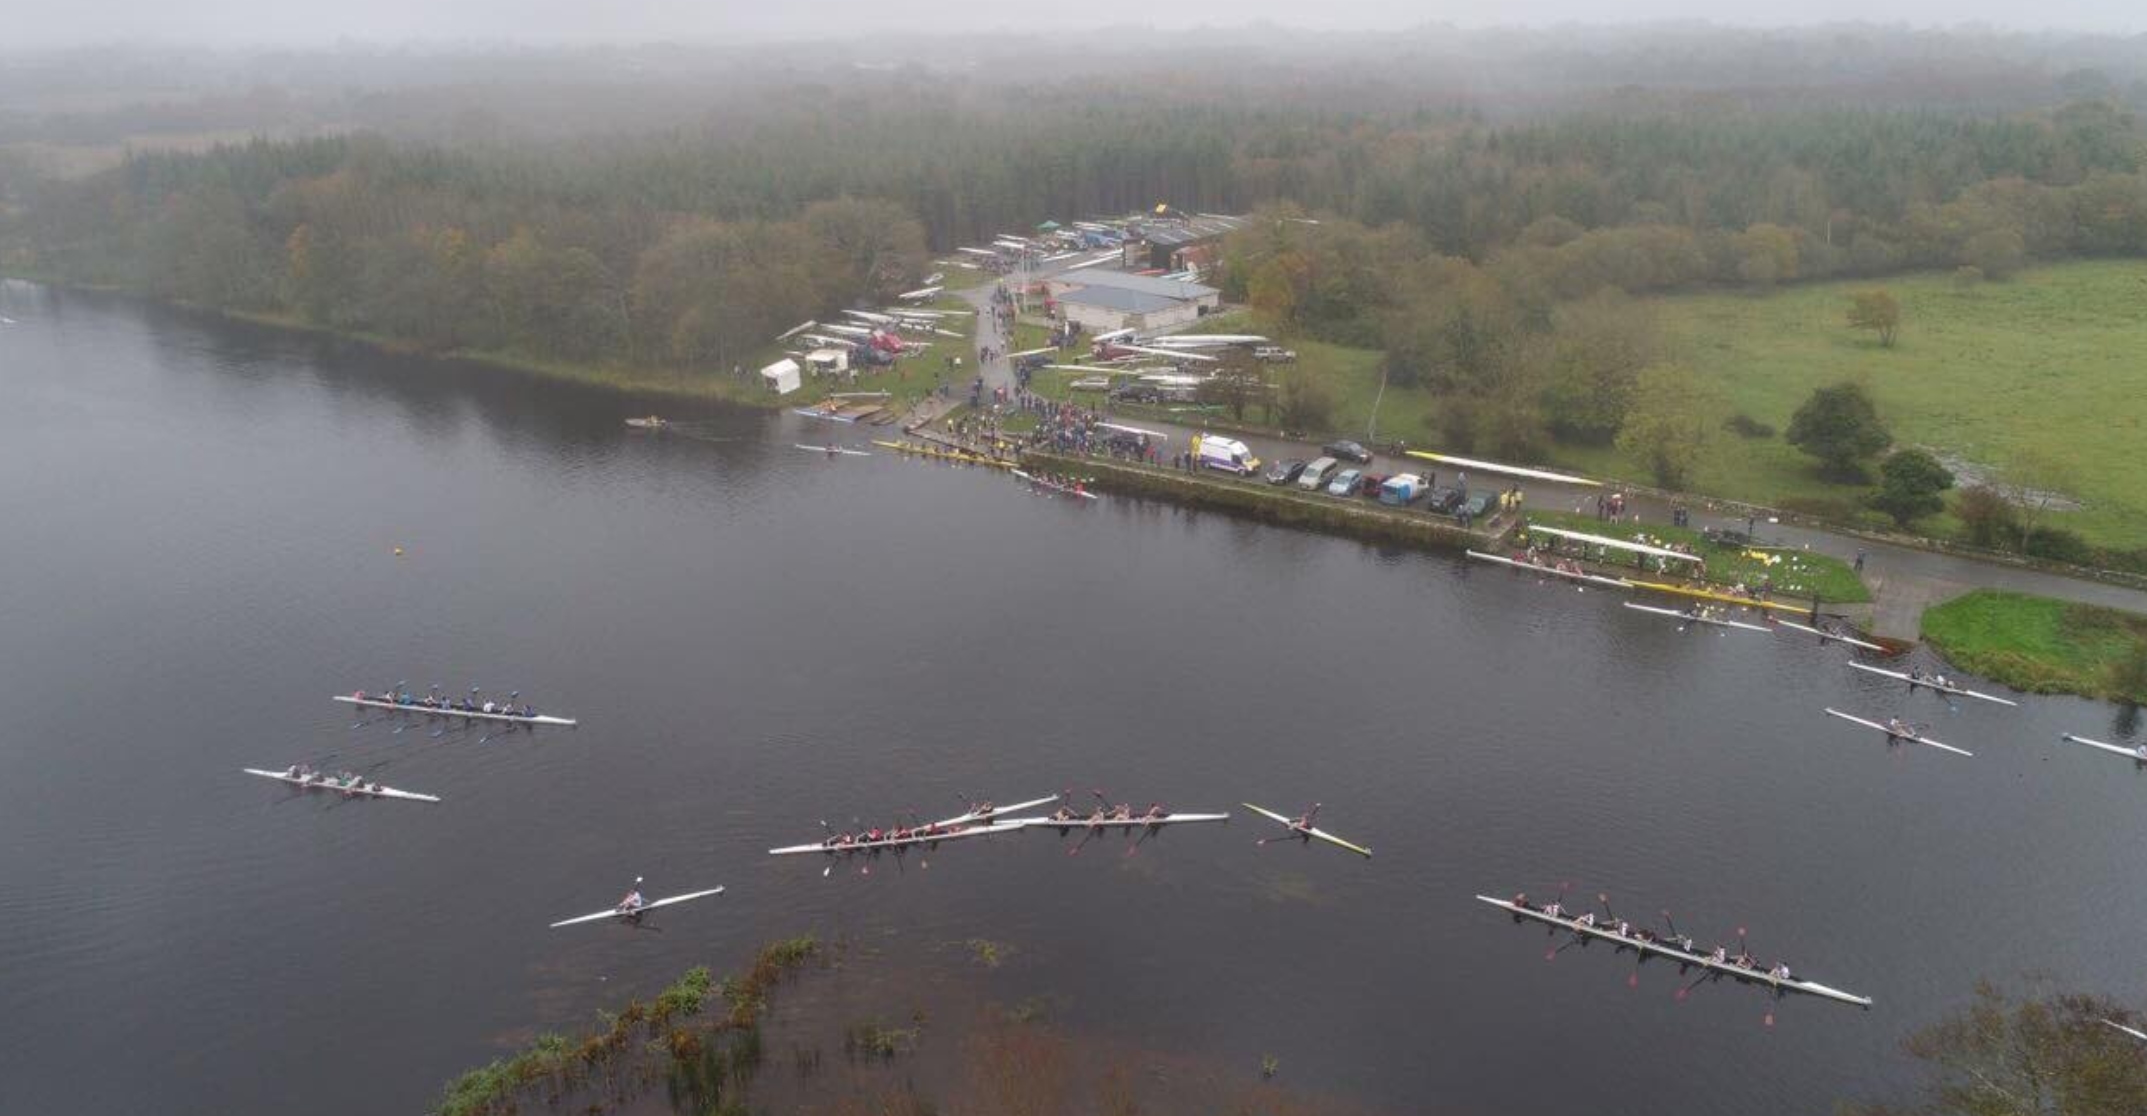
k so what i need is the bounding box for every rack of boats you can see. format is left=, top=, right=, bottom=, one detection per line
left=1476, top=894, right=1873, bottom=1008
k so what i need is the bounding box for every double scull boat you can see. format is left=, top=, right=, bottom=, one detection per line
left=1823, top=708, right=1973, bottom=757
left=243, top=767, right=440, bottom=803
left=1475, top=895, right=1872, bottom=1008
left=335, top=693, right=577, bottom=728
left=1848, top=662, right=2018, bottom=706
left=1622, top=601, right=1771, bottom=633
left=1772, top=617, right=1887, bottom=652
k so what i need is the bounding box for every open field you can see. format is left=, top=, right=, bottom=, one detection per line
left=1922, top=589, right=2147, bottom=703
left=1570, top=261, right=2147, bottom=550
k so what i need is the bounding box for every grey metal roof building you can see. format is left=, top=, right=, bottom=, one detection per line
left=1050, top=269, right=1218, bottom=302
left=1056, top=286, right=1180, bottom=314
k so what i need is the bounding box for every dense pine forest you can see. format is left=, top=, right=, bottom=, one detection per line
left=3, top=31, right=2146, bottom=394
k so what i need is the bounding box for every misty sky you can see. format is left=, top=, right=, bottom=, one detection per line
left=1, top=0, right=2139, bottom=48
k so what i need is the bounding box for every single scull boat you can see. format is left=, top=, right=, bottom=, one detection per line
left=1244, top=803, right=1371, bottom=857
left=2103, top=1018, right=2147, bottom=1043
left=1773, top=618, right=1887, bottom=652
left=933, top=795, right=1061, bottom=828
left=1475, top=894, right=1872, bottom=1008
left=335, top=694, right=577, bottom=728
left=1848, top=662, right=2017, bottom=706
left=2064, top=733, right=2147, bottom=762
left=1823, top=708, right=1973, bottom=757
left=550, top=883, right=724, bottom=928
left=243, top=767, right=440, bottom=803
left=1623, top=601, right=1771, bottom=633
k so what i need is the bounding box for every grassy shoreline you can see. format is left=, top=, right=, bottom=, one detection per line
left=1921, top=590, right=2147, bottom=703
left=1520, top=509, right=1871, bottom=603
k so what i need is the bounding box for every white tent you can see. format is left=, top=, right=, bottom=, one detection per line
left=760, top=358, right=802, bottom=396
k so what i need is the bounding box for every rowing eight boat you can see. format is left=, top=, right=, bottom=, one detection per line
left=1622, top=601, right=1772, bottom=633
left=551, top=887, right=724, bottom=928
left=2064, top=733, right=2147, bottom=762
left=1823, top=708, right=1973, bottom=757
left=1772, top=618, right=1887, bottom=652
left=1011, top=469, right=1100, bottom=500
left=1474, top=895, right=1873, bottom=1008
left=1848, top=662, right=2018, bottom=706
left=243, top=767, right=440, bottom=803
left=334, top=694, right=578, bottom=727
left=1243, top=803, right=1372, bottom=857
left=1012, top=812, right=1230, bottom=830
left=769, top=822, right=1023, bottom=856
left=1465, top=550, right=1632, bottom=590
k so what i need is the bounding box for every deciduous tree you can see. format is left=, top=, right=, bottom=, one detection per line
left=1868, top=449, right=1954, bottom=527
left=1786, top=382, right=1891, bottom=481
left=1615, top=363, right=1715, bottom=489
left=1846, top=289, right=1901, bottom=347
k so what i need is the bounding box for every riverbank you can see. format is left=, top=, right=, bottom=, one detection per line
left=4, top=276, right=966, bottom=413
left=1021, top=449, right=1499, bottom=551
left=1921, top=590, right=2147, bottom=704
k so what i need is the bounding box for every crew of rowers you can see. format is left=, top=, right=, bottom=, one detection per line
left=280, top=764, right=382, bottom=793
left=1508, top=894, right=1793, bottom=982
left=356, top=688, right=537, bottom=718
left=1046, top=802, right=1168, bottom=824
left=1906, top=670, right=1955, bottom=690
left=1506, top=548, right=1589, bottom=579
left=1027, top=471, right=1090, bottom=495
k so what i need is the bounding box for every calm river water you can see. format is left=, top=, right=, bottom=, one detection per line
left=3, top=283, right=2143, bottom=1116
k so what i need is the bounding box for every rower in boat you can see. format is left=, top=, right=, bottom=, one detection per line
left=1050, top=805, right=1079, bottom=822
left=1884, top=717, right=1915, bottom=740
left=1612, top=918, right=1632, bottom=937
left=1542, top=899, right=1564, bottom=919
left=617, top=884, right=647, bottom=915
left=1142, top=802, right=1167, bottom=821
left=1710, top=945, right=1730, bottom=964
left=1576, top=912, right=1597, bottom=928
left=1769, top=962, right=1793, bottom=981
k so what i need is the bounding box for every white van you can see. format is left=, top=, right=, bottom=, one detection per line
left=1196, top=436, right=1260, bottom=476
left=1298, top=456, right=1340, bottom=490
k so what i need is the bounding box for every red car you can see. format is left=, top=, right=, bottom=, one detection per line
left=1358, top=473, right=1386, bottom=497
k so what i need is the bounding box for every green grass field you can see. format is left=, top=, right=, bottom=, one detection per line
left=1591, top=261, right=2147, bottom=549
left=1139, top=262, right=2147, bottom=552
left=1922, top=590, right=2147, bottom=702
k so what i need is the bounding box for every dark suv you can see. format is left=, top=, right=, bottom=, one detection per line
left=1323, top=440, right=1372, bottom=464
left=1265, top=459, right=1307, bottom=486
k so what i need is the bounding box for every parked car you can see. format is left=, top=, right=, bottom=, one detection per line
left=1252, top=345, right=1297, bottom=363
left=1424, top=486, right=1465, bottom=514
left=1378, top=473, right=1425, bottom=506
left=1357, top=472, right=1386, bottom=496
left=1460, top=492, right=1497, bottom=519
left=1323, top=439, right=1372, bottom=463
left=1265, top=459, right=1307, bottom=486
left=1298, top=457, right=1340, bottom=491
left=1326, top=468, right=1363, bottom=496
